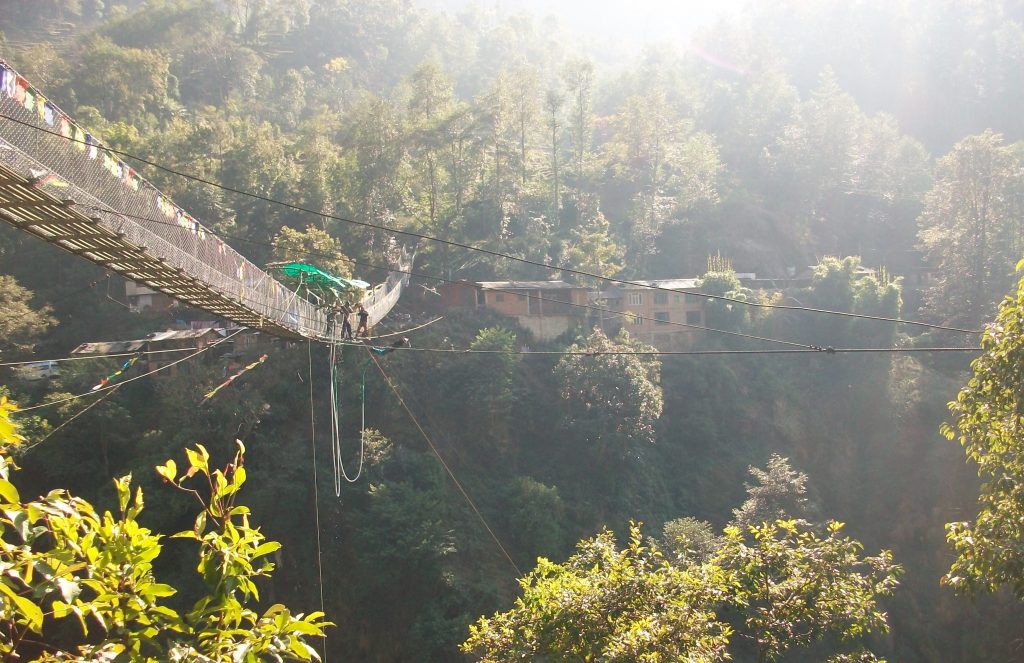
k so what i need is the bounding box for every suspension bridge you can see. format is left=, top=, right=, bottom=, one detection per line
left=0, top=60, right=412, bottom=341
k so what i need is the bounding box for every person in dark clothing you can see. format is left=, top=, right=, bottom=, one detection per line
left=339, top=301, right=354, bottom=339
left=356, top=305, right=370, bottom=337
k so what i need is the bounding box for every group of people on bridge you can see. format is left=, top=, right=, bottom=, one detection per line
left=328, top=301, right=370, bottom=340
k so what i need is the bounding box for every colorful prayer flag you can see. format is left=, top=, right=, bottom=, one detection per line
left=13, top=76, right=27, bottom=104
left=37, top=173, right=68, bottom=189
left=91, top=355, right=140, bottom=391
left=201, top=355, right=269, bottom=404
left=72, top=125, right=86, bottom=151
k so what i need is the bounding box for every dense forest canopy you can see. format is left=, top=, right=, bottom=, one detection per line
left=2, top=0, right=1024, bottom=660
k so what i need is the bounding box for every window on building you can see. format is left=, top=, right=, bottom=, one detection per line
left=476, top=290, right=486, bottom=306
left=495, top=293, right=505, bottom=302
left=654, top=292, right=668, bottom=305
left=629, top=292, right=643, bottom=306
left=685, top=293, right=701, bottom=303
left=654, top=311, right=670, bottom=325
left=628, top=312, right=643, bottom=326
left=529, top=291, right=541, bottom=314
left=686, top=310, right=702, bottom=325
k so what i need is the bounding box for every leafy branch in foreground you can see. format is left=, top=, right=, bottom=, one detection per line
left=0, top=398, right=330, bottom=661
left=943, top=264, right=1024, bottom=598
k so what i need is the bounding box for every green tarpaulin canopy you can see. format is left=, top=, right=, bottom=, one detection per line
left=268, top=262, right=370, bottom=304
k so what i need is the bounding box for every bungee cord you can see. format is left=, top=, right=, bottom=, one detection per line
left=327, top=342, right=366, bottom=493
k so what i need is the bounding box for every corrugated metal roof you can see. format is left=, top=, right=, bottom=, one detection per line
left=146, top=329, right=221, bottom=342
left=477, top=280, right=577, bottom=290
left=617, top=278, right=700, bottom=290
left=601, top=279, right=701, bottom=296
left=71, top=340, right=147, bottom=355
left=70, top=328, right=225, bottom=355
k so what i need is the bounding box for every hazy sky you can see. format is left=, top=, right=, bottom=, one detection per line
left=419, top=0, right=749, bottom=48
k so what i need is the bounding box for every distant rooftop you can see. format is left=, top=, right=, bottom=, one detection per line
left=146, top=329, right=221, bottom=342
left=477, top=280, right=577, bottom=290
left=71, top=340, right=147, bottom=355
left=70, top=327, right=237, bottom=355
left=615, top=278, right=700, bottom=290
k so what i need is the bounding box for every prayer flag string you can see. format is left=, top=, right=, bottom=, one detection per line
left=91, top=354, right=140, bottom=392
left=201, top=354, right=269, bottom=404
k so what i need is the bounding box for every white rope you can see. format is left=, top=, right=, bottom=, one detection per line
left=306, top=341, right=329, bottom=663
left=326, top=343, right=365, bottom=491
left=0, top=346, right=197, bottom=367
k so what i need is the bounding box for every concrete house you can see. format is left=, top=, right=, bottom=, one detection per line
left=599, top=279, right=705, bottom=350
left=438, top=280, right=590, bottom=342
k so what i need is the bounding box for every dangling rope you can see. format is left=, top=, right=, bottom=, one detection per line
left=327, top=342, right=365, bottom=494
left=306, top=341, right=328, bottom=663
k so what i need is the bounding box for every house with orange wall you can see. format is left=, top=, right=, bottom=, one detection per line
left=437, top=280, right=591, bottom=342
left=599, top=279, right=706, bottom=350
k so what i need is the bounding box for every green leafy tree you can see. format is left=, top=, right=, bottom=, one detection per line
left=731, top=454, right=812, bottom=530
left=438, top=326, right=521, bottom=454
left=562, top=57, right=595, bottom=185
left=462, top=523, right=731, bottom=663
left=271, top=224, right=353, bottom=278
left=607, top=91, right=721, bottom=269
left=662, top=516, right=721, bottom=563
left=406, top=61, right=459, bottom=274
left=0, top=275, right=56, bottom=358
left=0, top=404, right=329, bottom=660
left=72, top=35, right=171, bottom=124
left=716, top=520, right=900, bottom=663
left=943, top=266, right=1024, bottom=597
left=216, top=116, right=301, bottom=246
left=544, top=89, right=565, bottom=226
left=559, top=204, right=625, bottom=285
left=698, top=266, right=751, bottom=332
left=919, top=131, right=1024, bottom=327
left=554, top=328, right=663, bottom=456
left=463, top=519, right=899, bottom=663
left=345, top=93, right=410, bottom=256
left=798, top=256, right=901, bottom=347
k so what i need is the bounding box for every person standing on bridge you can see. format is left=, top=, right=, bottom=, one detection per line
left=356, top=304, right=370, bottom=337
left=339, top=300, right=354, bottom=340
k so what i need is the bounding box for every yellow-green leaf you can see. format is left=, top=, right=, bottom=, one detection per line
left=0, top=478, right=19, bottom=503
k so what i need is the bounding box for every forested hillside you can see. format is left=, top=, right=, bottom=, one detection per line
left=2, top=1, right=1024, bottom=660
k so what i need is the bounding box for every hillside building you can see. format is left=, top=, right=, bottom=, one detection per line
left=599, top=279, right=706, bottom=350
left=437, top=280, right=591, bottom=342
